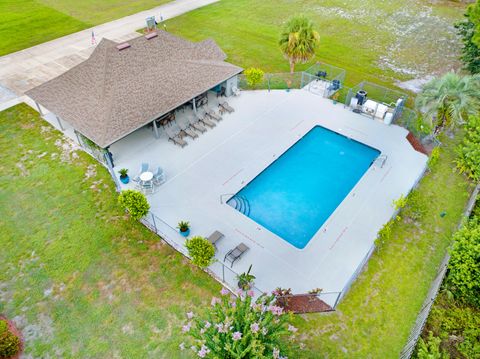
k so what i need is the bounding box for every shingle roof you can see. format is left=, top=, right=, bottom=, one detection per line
left=26, top=31, right=242, bottom=148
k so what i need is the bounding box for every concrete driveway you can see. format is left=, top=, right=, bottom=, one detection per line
left=0, top=0, right=218, bottom=99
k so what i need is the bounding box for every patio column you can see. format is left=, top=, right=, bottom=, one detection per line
left=152, top=119, right=160, bottom=139
left=34, top=101, right=44, bottom=116
left=56, top=116, right=65, bottom=131
left=192, top=97, right=197, bottom=113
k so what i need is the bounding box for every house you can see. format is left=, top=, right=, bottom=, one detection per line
left=26, top=31, right=243, bottom=150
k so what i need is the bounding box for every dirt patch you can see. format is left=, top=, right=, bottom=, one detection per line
left=54, top=138, right=79, bottom=163
left=277, top=295, right=333, bottom=314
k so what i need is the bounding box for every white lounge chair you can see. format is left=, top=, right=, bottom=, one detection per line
left=206, top=107, right=222, bottom=122
left=176, top=119, right=198, bottom=139
left=196, top=112, right=216, bottom=128
left=165, top=127, right=187, bottom=147
left=188, top=116, right=207, bottom=133
left=232, top=86, right=240, bottom=96
left=219, top=101, right=234, bottom=113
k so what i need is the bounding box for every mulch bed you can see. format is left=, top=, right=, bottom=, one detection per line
left=0, top=315, right=23, bottom=359
left=277, top=295, right=333, bottom=314
left=406, top=132, right=429, bottom=155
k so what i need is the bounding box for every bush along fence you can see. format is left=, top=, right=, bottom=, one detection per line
left=399, top=183, right=480, bottom=359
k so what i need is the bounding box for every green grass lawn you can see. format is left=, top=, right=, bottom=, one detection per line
left=293, top=136, right=472, bottom=357
left=0, top=104, right=220, bottom=358
left=0, top=0, right=474, bottom=357
left=0, top=0, right=170, bottom=56
left=164, top=0, right=464, bottom=88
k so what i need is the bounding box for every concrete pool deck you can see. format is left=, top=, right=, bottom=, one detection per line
left=108, top=89, right=427, bottom=304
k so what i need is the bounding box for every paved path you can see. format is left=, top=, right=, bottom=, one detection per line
left=0, top=0, right=218, bottom=98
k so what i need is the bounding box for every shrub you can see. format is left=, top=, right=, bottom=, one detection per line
left=393, top=194, right=408, bottom=211
left=0, top=319, right=20, bottom=358
left=403, top=190, right=427, bottom=222
left=455, top=116, right=480, bottom=181
left=375, top=217, right=397, bottom=247
left=415, top=331, right=447, bottom=359
left=244, top=67, right=264, bottom=88
left=447, top=217, right=480, bottom=307
left=428, top=147, right=441, bottom=168
left=185, top=236, right=215, bottom=268
left=180, top=289, right=297, bottom=358
left=118, top=190, right=150, bottom=220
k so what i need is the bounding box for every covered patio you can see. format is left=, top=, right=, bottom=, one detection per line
left=25, top=30, right=242, bottom=170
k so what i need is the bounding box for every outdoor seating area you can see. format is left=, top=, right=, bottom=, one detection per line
left=346, top=81, right=407, bottom=125
left=132, top=163, right=165, bottom=194
left=302, top=62, right=346, bottom=98
left=160, top=95, right=236, bottom=148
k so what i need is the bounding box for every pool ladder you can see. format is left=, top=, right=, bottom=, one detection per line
left=221, top=194, right=251, bottom=216
left=374, top=154, right=388, bottom=168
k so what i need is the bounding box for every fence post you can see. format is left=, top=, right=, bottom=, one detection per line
left=150, top=212, right=158, bottom=233
left=268, top=75, right=271, bottom=92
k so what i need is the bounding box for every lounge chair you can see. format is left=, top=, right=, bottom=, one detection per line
left=165, top=127, right=187, bottom=147
left=224, top=243, right=249, bottom=267
left=219, top=101, right=234, bottom=113
left=232, top=86, right=240, bottom=96
left=207, top=230, right=224, bottom=249
left=188, top=116, right=207, bottom=133
left=196, top=112, right=216, bottom=128
left=206, top=108, right=222, bottom=122
left=176, top=119, right=198, bottom=139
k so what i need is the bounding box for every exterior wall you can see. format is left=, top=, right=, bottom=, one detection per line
left=225, top=75, right=238, bottom=97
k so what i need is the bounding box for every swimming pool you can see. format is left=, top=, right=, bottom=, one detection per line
left=227, top=126, right=380, bottom=249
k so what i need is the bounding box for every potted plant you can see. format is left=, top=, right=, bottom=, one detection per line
left=118, top=168, right=129, bottom=184
left=177, top=221, right=190, bottom=237
left=331, top=92, right=340, bottom=105
left=237, top=265, right=255, bottom=290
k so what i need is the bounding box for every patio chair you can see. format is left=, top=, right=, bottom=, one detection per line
left=207, top=230, right=224, bottom=250
left=232, top=86, right=240, bottom=96
left=176, top=119, right=198, bottom=139
left=188, top=116, right=207, bottom=133
left=219, top=101, right=234, bottom=113
left=196, top=112, right=216, bottom=128
left=224, top=243, right=249, bottom=267
left=165, top=127, right=187, bottom=147
left=206, top=107, right=223, bottom=122
left=153, top=166, right=166, bottom=185
left=133, top=162, right=149, bottom=182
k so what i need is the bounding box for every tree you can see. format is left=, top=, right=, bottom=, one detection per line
left=279, top=15, right=320, bottom=73
left=455, top=7, right=480, bottom=74
left=447, top=217, right=480, bottom=308
left=415, top=72, right=480, bottom=132
left=468, top=0, right=480, bottom=47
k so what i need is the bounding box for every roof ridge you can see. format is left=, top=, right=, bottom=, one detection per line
left=98, top=41, right=117, bottom=141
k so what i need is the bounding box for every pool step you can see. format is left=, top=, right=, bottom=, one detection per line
left=231, top=195, right=251, bottom=216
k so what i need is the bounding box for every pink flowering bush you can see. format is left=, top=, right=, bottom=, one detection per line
left=180, top=288, right=298, bottom=358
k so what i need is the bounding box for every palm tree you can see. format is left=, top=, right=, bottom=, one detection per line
left=279, top=15, right=320, bottom=73
left=415, top=72, right=480, bottom=132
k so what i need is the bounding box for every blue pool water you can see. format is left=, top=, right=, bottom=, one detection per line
left=227, top=126, right=380, bottom=249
